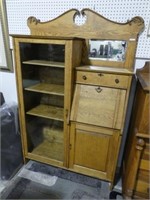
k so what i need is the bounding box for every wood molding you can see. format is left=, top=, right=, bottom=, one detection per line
left=27, top=8, right=144, bottom=40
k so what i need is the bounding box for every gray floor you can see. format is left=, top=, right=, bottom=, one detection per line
left=0, top=161, right=123, bottom=199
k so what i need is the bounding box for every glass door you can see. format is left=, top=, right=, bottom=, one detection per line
left=19, top=40, right=66, bottom=164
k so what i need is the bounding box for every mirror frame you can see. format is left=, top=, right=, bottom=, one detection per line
left=0, top=0, right=13, bottom=72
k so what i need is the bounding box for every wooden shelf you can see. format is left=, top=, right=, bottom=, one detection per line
left=32, top=140, right=64, bottom=161
left=25, top=83, right=64, bottom=96
left=26, top=104, right=64, bottom=121
left=23, top=60, right=65, bottom=68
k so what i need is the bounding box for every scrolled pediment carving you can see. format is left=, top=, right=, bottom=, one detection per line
left=128, top=16, right=144, bottom=26
left=27, top=8, right=144, bottom=40
left=27, top=16, right=41, bottom=25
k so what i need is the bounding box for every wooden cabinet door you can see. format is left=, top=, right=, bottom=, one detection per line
left=13, top=37, right=82, bottom=167
left=69, top=123, right=121, bottom=181
left=70, top=84, right=126, bottom=129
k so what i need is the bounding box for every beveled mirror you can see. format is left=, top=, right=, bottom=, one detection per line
left=89, top=40, right=127, bottom=62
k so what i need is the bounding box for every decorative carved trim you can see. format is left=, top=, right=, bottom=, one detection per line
left=136, top=61, right=150, bottom=91
left=27, top=8, right=144, bottom=40
left=27, top=16, right=40, bottom=25
left=137, top=61, right=150, bottom=74
left=128, top=16, right=145, bottom=26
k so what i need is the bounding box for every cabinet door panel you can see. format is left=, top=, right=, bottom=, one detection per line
left=69, top=123, right=121, bottom=181
left=75, top=130, right=110, bottom=171
left=71, top=84, right=126, bottom=129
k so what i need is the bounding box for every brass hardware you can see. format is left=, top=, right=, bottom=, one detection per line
left=98, top=73, right=104, bottom=77
left=82, top=75, right=87, bottom=80
left=115, top=79, right=119, bottom=84
left=95, top=87, right=102, bottom=93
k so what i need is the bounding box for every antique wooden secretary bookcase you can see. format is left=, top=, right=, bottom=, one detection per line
left=12, top=9, right=144, bottom=187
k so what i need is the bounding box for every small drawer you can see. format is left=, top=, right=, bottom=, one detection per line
left=135, top=179, right=150, bottom=195
left=76, top=71, right=129, bottom=89
left=139, top=159, right=150, bottom=171
left=135, top=170, right=150, bottom=196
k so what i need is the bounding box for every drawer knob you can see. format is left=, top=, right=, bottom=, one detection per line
left=95, top=87, right=102, bottom=93
left=115, top=79, right=119, bottom=84
left=82, top=75, right=87, bottom=80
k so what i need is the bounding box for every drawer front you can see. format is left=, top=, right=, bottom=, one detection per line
left=135, top=179, right=150, bottom=195
left=135, top=169, right=150, bottom=196
left=76, top=71, right=129, bottom=89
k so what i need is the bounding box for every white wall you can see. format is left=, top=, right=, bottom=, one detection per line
left=0, top=70, right=17, bottom=104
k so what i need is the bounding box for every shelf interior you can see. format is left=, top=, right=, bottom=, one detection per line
left=26, top=104, right=64, bottom=121
left=20, top=42, right=65, bottom=163
left=25, top=83, right=64, bottom=96
left=32, top=140, right=64, bottom=162
left=26, top=117, right=64, bottom=162
left=23, top=60, right=65, bottom=68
